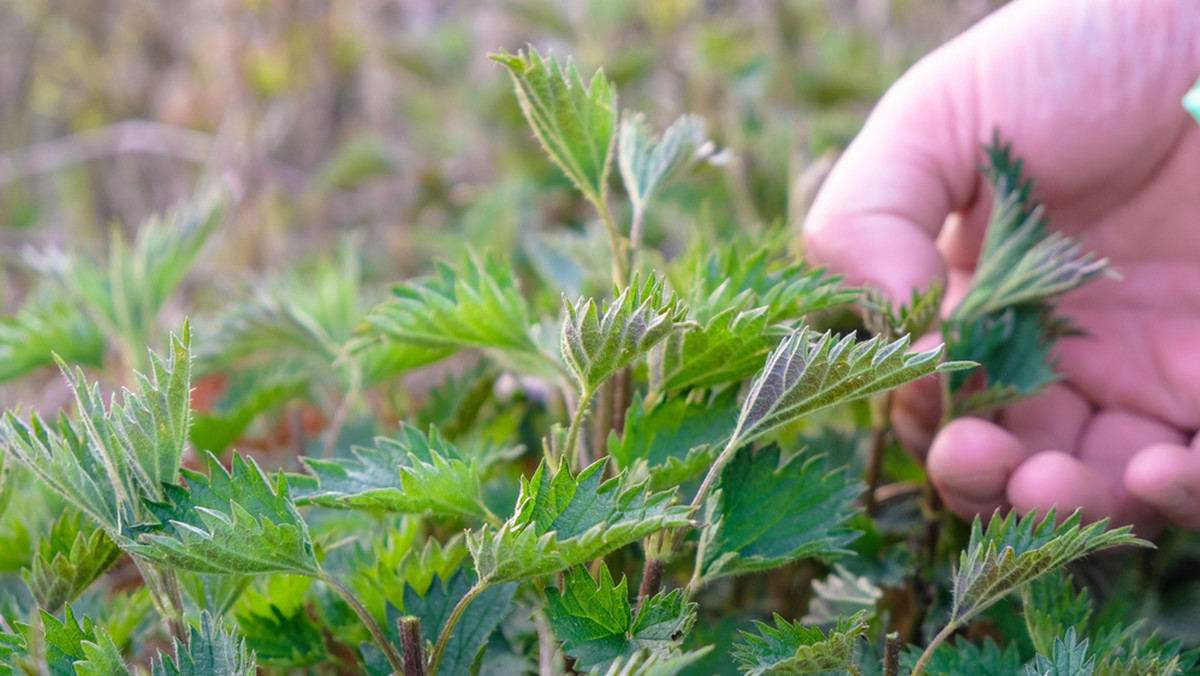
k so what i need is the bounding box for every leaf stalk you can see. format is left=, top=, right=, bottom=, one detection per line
left=322, top=573, right=406, bottom=676
left=428, top=583, right=486, bottom=676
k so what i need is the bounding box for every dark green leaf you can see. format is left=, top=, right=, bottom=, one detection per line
left=151, top=611, right=256, bottom=676
left=1022, top=572, right=1092, bottom=657
left=608, top=392, right=737, bottom=472
left=946, top=306, right=1060, bottom=417
left=120, top=452, right=319, bottom=577
left=491, top=47, right=616, bottom=208
left=399, top=569, right=516, bottom=676
left=900, top=637, right=1025, bottom=676
left=1026, top=628, right=1094, bottom=676
left=698, top=444, right=861, bottom=584
left=292, top=424, right=495, bottom=521
left=468, top=462, right=693, bottom=585
left=546, top=565, right=694, bottom=669
left=23, top=511, right=122, bottom=613
left=731, top=610, right=868, bottom=676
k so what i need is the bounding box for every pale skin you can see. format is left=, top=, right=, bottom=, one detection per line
left=803, top=0, right=1200, bottom=536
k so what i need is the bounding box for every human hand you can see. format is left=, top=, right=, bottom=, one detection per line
left=802, top=0, right=1200, bottom=535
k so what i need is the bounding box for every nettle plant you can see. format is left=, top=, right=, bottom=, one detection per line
left=0, top=49, right=1196, bottom=676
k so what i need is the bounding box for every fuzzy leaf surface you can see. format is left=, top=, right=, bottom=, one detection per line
left=1026, top=628, right=1094, bottom=676
left=731, top=328, right=961, bottom=448
left=292, top=424, right=493, bottom=521
left=468, top=462, right=693, bottom=585
left=25, top=605, right=98, bottom=676
left=609, top=393, right=737, bottom=472
left=698, top=444, right=861, bottom=584
left=650, top=306, right=781, bottom=394
left=952, top=138, right=1108, bottom=323
left=75, top=630, right=132, bottom=676
left=491, top=47, right=616, bottom=207
left=23, top=511, right=122, bottom=613
left=562, top=274, right=689, bottom=393
left=546, top=565, right=694, bottom=669
left=618, top=112, right=711, bottom=212
left=361, top=256, right=538, bottom=365
left=398, top=569, right=516, bottom=676
left=731, top=610, right=868, bottom=676
left=951, top=509, right=1149, bottom=627
left=121, top=452, right=319, bottom=576
left=587, top=648, right=714, bottom=676
left=0, top=292, right=103, bottom=384
left=151, top=611, right=256, bottom=676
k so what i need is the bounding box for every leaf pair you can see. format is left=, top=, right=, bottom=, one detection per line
left=731, top=611, right=869, bottom=676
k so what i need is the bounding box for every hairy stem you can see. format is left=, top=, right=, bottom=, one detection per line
left=883, top=632, right=902, bottom=676
left=595, top=197, right=629, bottom=287
left=564, top=386, right=594, bottom=470
left=322, top=573, right=405, bottom=676
left=429, top=583, right=486, bottom=676
left=628, top=204, right=647, bottom=270
left=690, top=433, right=741, bottom=512
left=910, top=622, right=957, bottom=676
left=399, top=616, right=426, bottom=676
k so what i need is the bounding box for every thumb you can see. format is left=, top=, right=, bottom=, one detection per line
left=802, top=36, right=982, bottom=305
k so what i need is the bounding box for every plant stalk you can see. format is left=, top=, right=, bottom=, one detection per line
left=399, top=616, right=426, bottom=676
left=595, top=197, right=629, bottom=287
left=910, top=622, right=957, bottom=676
left=429, top=583, right=486, bottom=676
left=322, top=573, right=405, bottom=676
left=864, top=391, right=894, bottom=516
left=564, top=386, right=593, bottom=470
left=883, top=632, right=902, bottom=676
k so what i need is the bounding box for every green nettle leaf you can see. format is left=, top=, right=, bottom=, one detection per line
left=649, top=306, right=782, bottom=395
left=120, top=453, right=319, bottom=577
left=235, top=601, right=327, bottom=668
left=951, top=139, right=1109, bottom=324
left=587, top=647, right=715, bottom=676
left=546, top=565, right=695, bottom=669
left=730, top=328, right=964, bottom=448
left=1022, top=572, right=1093, bottom=657
left=1088, top=624, right=1193, bottom=676
left=0, top=628, right=25, bottom=676
left=24, top=605, right=104, bottom=676
left=468, top=462, right=693, bottom=585
left=731, top=610, right=869, bottom=676
left=491, top=47, right=616, bottom=208
left=609, top=392, right=738, bottom=473
left=348, top=532, right=469, bottom=622
left=949, top=509, right=1149, bottom=628
left=0, top=324, right=194, bottom=531
left=697, top=444, right=861, bottom=584
left=291, top=424, right=495, bottom=521
left=1186, top=77, right=1200, bottom=123
left=75, top=630, right=132, bottom=676
left=618, top=112, right=712, bottom=213
left=562, top=274, right=690, bottom=394
left=946, top=305, right=1061, bottom=417
left=0, top=451, right=12, bottom=520
left=0, top=292, right=104, bottom=384
left=1026, top=628, right=1094, bottom=676
left=900, top=638, right=1026, bottom=676
left=398, top=569, right=516, bottom=676
left=360, top=256, right=538, bottom=367
left=23, top=511, right=122, bottom=613
left=860, top=280, right=945, bottom=341
left=151, top=611, right=257, bottom=676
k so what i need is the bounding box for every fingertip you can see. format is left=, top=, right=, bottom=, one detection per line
left=1125, top=444, right=1200, bottom=531
left=927, top=418, right=1029, bottom=520
left=1007, top=451, right=1116, bottom=526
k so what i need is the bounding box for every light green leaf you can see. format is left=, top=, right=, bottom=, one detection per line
left=467, top=462, right=693, bottom=585
left=802, top=564, right=884, bottom=625
left=697, top=444, right=861, bottom=584
left=347, top=529, right=469, bottom=622
left=399, top=569, right=516, bottom=676
left=731, top=328, right=960, bottom=448
left=731, top=610, right=869, bottom=676
left=608, top=392, right=738, bottom=472
left=1022, top=572, right=1092, bottom=657
left=587, top=647, right=715, bottom=676
left=25, top=605, right=98, bottom=676
left=618, top=112, right=711, bottom=213
left=546, top=565, right=694, bottom=669
left=235, top=600, right=326, bottom=668
left=120, top=453, right=319, bottom=577
left=950, top=509, right=1150, bottom=628
left=151, top=611, right=256, bottom=676
left=491, top=47, right=616, bottom=208
left=649, top=306, right=781, bottom=395
left=0, top=628, right=25, bottom=676
left=952, top=138, right=1108, bottom=323
left=75, top=629, right=132, bottom=676
left=1186, top=76, right=1200, bottom=124
left=1026, top=628, right=1094, bottom=676
left=22, top=511, right=122, bottom=613
left=292, top=424, right=495, bottom=521
left=0, top=291, right=104, bottom=384
left=360, top=255, right=538, bottom=367
left=562, top=274, right=690, bottom=394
